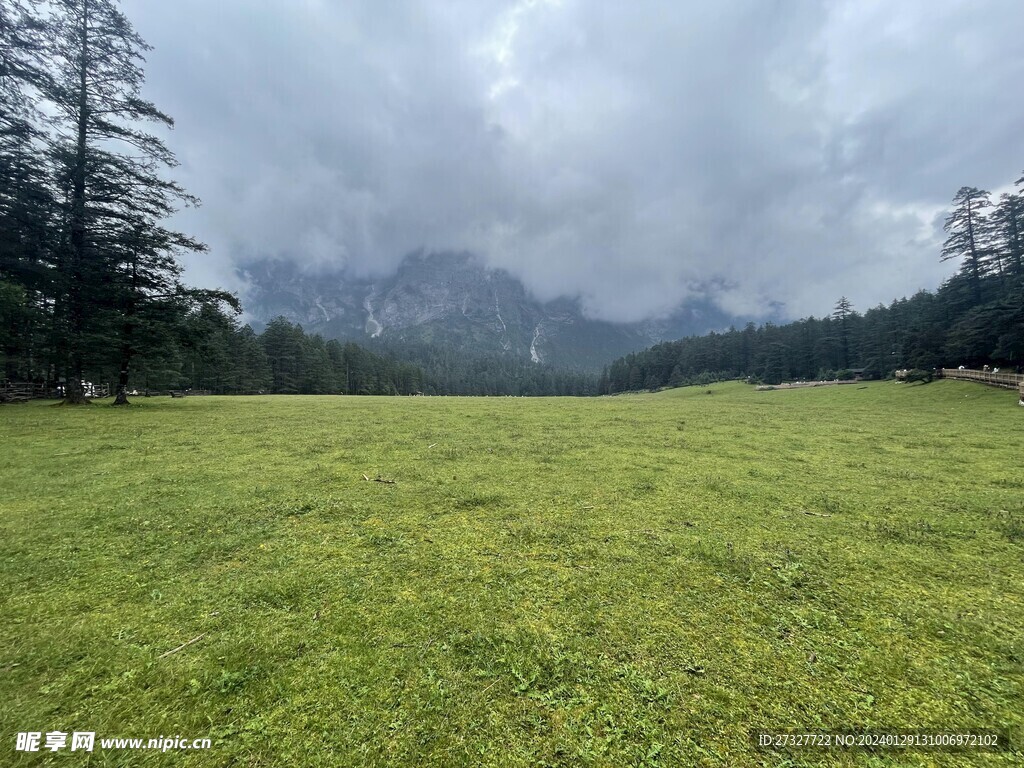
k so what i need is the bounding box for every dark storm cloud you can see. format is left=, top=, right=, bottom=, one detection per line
left=122, top=0, right=1024, bottom=322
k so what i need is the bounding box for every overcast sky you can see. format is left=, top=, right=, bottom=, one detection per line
left=121, top=0, right=1024, bottom=323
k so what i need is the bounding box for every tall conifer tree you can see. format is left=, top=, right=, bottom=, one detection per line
left=45, top=0, right=208, bottom=403
left=941, top=186, right=992, bottom=303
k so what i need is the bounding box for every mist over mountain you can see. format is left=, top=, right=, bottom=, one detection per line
left=240, top=251, right=751, bottom=370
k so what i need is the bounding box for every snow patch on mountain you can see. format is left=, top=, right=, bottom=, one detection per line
left=363, top=292, right=383, bottom=338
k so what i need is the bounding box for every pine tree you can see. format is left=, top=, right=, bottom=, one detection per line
left=941, top=186, right=993, bottom=304
left=832, top=296, right=855, bottom=369
left=990, top=191, right=1024, bottom=280
left=762, top=342, right=787, bottom=385
left=261, top=317, right=304, bottom=393
left=45, top=0, right=208, bottom=403
left=234, top=324, right=271, bottom=393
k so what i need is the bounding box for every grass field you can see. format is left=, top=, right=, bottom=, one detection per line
left=1, top=380, right=1023, bottom=766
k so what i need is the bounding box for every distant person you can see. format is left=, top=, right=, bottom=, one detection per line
left=983, top=364, right=991, bottom=372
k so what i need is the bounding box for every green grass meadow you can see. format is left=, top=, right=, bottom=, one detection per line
left=1, top=381, right=1023, bottom=766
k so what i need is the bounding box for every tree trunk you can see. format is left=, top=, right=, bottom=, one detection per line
left=64, top=374, right=89, bottom=405
left=112, top=244, right=140, bottom=406
left=112, top=370, right=130, bottom=405
left=112, top=323, right=133, bottom=406
left=966, top=199, right=983, bottom=303
left=63, top=1, right=91, bottom=405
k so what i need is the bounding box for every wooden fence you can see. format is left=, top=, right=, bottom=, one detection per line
left=0, top=382, right=45, bottom=403
left=1, top=382, right=110, bottom=401
left=0, top=382, right=53, bottom=402
left=938, top=368, right=1024, bottom=390
left=0, top=383, right=225, bottom=402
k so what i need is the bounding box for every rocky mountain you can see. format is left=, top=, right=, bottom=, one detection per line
left=239, top=251, right=739, bottom=370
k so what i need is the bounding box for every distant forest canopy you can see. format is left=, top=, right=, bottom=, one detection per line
left=138, top=312, right=427, bottom=396
left=369, top=339, right=598, bottom=397
left=168, top=311, right=598, bottom=396
left=106, top=310, right=596, bottom=396
left=602, top=178, right=1024, bottom=393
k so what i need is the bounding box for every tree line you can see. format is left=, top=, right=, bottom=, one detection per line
left=126, top=310, right=428, bottom=396
left=602, top=176, right=1024, bottom=392
left=370, top=339, right=599, bottom=397
left=88, top=308, right=598, bottom=397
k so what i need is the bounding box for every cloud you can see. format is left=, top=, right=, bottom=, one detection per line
left=123, top=0, right=1024, bottom=322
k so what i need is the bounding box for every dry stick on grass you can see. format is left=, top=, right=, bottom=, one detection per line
left=158, top=634, right=205, bottom=659
left=803, top=510, right=832, bottom=518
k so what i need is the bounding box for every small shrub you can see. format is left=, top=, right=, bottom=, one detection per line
left=904, top=368, right=934, bottom=384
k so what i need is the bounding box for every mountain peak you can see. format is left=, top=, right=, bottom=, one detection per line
left=240, top=251, right=737, bottom=369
